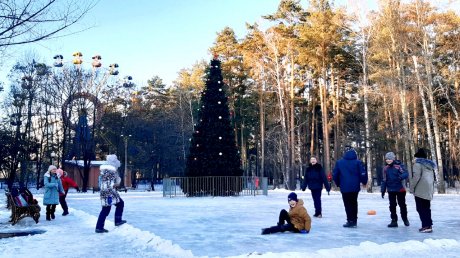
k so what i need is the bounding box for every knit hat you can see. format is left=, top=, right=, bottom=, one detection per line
left=414, top=148, right=427, bottom=159
left=385, top=152, right=396, bottom=160
left=288, top=192, right=298, bottom=202
left=106, top=154, right=121, bottom=168
left=48, top=165, right=57, bottom=172
left=56, top=168, right=64, bottom=177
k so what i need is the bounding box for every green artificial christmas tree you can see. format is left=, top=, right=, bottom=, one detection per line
left=184, top=57, right=243, bottom=196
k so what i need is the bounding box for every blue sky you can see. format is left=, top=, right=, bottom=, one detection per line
left=0, top=0, right=285, bottom=89
left=7, top=0, right=457, bottom=92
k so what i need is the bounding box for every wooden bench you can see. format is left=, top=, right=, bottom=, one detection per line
left=5, top=192, right=41, bottom=225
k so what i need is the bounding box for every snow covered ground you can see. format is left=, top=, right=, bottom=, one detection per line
left=1, top=188, right=460, bottom=258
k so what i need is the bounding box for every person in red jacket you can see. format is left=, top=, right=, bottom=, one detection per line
left=56, top=169, right=80, bottom=216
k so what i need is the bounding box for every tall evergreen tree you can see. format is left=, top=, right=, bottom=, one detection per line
left=184, top=58, right=242, bottom=196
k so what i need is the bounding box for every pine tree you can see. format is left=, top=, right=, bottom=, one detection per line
left=184, top=58, right=242, bottom=196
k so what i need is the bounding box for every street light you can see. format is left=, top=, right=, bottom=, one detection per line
left=120, top=134, right=131, bottom=189
left=50, top=151, right=56, bottom=166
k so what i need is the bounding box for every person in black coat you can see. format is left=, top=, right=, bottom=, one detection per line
left=301, top=156, right=331, bottom=218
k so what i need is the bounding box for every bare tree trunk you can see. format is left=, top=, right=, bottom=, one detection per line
left=423, top=57, right=446, bottom=193
left=412, top=55, right=437, bottom=181
left=363, top=81, right=372, bottom=191
left=448, top=113, right=454, bottom=187
left=383, top=94, right=391, bottom=139
left=259, top=79, right=266, bottom=179
left=361, top=31, right=373, bottom=192
left=290, top=56, right=296, bottom=187
left=272, top=51, right=290, bottom=189
left=320, top=65, right=331, bottom=174
left=333, top=72, right=343, bottom=170
left=455, top=76, right=459, bottom=101
left=413, top=100, right=419, bottom=146
left=415, top=0, right=445, bottom=193
left=396, top=59, right=414, bottom=176
left=310, top=98, right=316, bottom=155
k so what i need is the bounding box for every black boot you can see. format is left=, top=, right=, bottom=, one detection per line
left=46, top=206, right=51, bottom=221
left=261, top=228, right=271, bottom=235
left=402, top=218, right=410, bottom=226
left=262, top=225, right=283, bottom=235
left=95, top=228, right=109, bottom=233
left=51, top=205, right=56, bottom=219
left=343, top=221, right=357, bottom=228
left=388, top=220, right=398, bottom=227
left=115, top=220, right=127, bottom=226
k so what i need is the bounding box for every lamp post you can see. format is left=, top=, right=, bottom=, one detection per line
left=50, top=151, right=56, bottom=166
left=28, top=153, right=36, bottom=189
left=120, top=134, right=131, bottom=189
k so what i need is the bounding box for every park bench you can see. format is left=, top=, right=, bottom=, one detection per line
left=5, top=192, right=40, bottom=225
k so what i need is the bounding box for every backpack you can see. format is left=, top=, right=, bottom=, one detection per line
left=11, top=187, right=29, bottom=207
left=20, top=187, right=34, bottom=205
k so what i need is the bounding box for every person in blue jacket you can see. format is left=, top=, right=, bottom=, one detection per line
left=301, top=156, right=331, bottom=218
left=43, top=165, right=64, bottom=221
left=333, top=145, right=368, bottom=228
left=381, top=151, right=410, bottom=228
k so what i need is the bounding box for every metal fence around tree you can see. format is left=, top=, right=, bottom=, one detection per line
left=163, top=176, right=268, bottom=197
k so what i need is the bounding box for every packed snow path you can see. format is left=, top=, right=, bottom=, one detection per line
left=1, top=189, right=460, bottom=257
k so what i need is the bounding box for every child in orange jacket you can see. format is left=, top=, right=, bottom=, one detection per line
left=261, top=192, right=312, bottom=235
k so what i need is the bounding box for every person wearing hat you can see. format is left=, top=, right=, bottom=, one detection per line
left=410, top=148, right=436, bottom=233
left=332, top=145, right=368, bottom=228
left=57, top=169, right=80, bottom=216
left=381, top=152, right=410, bottom=228
left=95, top=154, right=127, bottom=233
left=261, top=192, right=311, bottom=235
left=301, top=156, right=331, bottom=218
left=43, top=165, right=65, bottom=221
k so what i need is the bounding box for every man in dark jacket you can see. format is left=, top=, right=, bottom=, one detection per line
left=381, top=151, right=410, bottom=227
left=333, top=146, right=368, bottom=228
left=301, top=156, right=331, bottom=218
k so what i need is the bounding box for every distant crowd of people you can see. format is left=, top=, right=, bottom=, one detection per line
left=262, top=146, right=436, bottom=234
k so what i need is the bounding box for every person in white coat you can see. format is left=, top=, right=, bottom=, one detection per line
left=95, top=154, right=127, bottom=233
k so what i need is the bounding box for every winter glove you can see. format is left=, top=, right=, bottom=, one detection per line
left=299, top=230, right=309, bottom=234
left=76, top=187, right=80, bottom=192
left=381, top=192, right=385, bottom=199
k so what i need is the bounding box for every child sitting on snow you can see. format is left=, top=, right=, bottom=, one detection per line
left=261, top=192, right=311, bottom=235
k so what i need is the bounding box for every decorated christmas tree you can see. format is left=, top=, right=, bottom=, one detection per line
left=184, top=57, right=242, bottom=196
